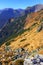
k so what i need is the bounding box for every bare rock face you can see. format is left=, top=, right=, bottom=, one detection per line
left=24, top=54, right=43, bottom=65
left=33, top=4, right=43, bottom=12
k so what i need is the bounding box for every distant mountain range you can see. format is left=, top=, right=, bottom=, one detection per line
left=0, top=4, right=43, bottom=29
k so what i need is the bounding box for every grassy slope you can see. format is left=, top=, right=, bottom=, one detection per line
left=1, top=10, right=43, bottom=54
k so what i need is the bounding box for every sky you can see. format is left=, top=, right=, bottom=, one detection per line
left=0, top=0, right=43, bottom=9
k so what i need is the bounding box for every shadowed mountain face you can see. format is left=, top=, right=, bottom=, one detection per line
left=0, top=4, right=43, bottom=29
left=0, top=8, right=25, bottom=29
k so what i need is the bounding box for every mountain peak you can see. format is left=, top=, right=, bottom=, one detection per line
left=33, top=4, right=43, bottom=12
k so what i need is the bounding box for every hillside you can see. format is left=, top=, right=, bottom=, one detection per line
left=1, top=9, right=43, bottom=52
left=9, top=10, right=43, bottom=52
left=0, top=8, right=43, bottom=65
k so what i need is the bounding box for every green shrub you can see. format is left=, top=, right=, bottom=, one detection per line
left=20, top=38, right=26, bottom=42
left=40, top=18, right=43, bottom=22
left=5, top=42, right=11, bottom=46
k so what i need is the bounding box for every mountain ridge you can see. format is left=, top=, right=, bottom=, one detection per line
left=0, top=4, right=43, bottom=29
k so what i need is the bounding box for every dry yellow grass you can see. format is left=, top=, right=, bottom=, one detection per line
left=9, top=10, right=43, bottom=52
left=10, top=26, right=43, bottom=52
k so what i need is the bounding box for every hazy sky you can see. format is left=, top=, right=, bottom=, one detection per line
left=0, top=0, right=43, bottom=9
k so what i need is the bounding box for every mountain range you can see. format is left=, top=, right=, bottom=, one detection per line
left=0, top=4, right=43, bottom=29
left=0, top=4, right=43, bottom=46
